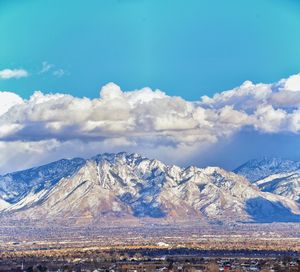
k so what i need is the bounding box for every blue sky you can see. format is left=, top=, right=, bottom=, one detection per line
left=1, top=0, right=300, bottom=99
left=1, top=0, right=300, bottom=173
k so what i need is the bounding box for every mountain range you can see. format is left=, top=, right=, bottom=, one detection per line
left=0, top=153, right=299, bottom=225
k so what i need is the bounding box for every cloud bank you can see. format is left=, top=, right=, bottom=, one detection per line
left=1, top=74, right=300, bottom=173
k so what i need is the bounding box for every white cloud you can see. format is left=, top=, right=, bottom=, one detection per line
left=39, top=62, right=68, bottom=78
left=201, top=73, right=300, bottom=111
left=1, top=73, right=300, bottom=173
left=53, top=68, right=66, bottom=78
left=0, top=69, right=28, bottom=79
left=39, top=61, right=54, bottom=74
left=0, top=92, right=23, bottom=115
left=280, top=74, right=300, bottom=92
left=253, top=105, right=287, bottom=133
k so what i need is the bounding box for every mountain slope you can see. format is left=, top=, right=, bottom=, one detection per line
left=0, top=196, right=10, bottom=210
left=234, top=157, right=300, bottom=182
left=0, top=158, right=86, bottom=204
left=235, top=157, right=300, bottom=203
left=2, top=153, right=300, bottom=225
left=254, top=172, right=300, bottom=203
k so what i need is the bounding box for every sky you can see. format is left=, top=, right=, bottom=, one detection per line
left=1, top=0, right=300, bottom=173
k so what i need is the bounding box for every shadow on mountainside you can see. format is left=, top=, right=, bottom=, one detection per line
left=245, top=197, right=300, bottom=223
left=119, top=192, right=166, bottom=218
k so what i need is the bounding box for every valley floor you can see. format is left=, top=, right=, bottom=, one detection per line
left=0, top=222, right=300, bottom=253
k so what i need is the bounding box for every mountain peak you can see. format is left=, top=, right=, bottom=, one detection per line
left=91, top=152, right=148, bottom=165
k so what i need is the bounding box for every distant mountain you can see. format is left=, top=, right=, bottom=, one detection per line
left=234, top=157, right=300, bottom=182
left=0, top=158, right=85, bottom=203
left=254, top=172, right=300, bottom=203
left=1, top=153, right=300, bottom=225
left=234, top=157, right=300, bottom=203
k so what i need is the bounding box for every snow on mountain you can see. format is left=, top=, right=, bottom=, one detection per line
left=234, top=157, right=300, bottom=182
left=0, top=158, right=85, bottom=204
left=234, top=157, right=300, bottom=203
left=0, top=196, right=10, bottom=210
left=1, top=152, right=300, bottom=224
left=254, top=172, right=300, bottom=203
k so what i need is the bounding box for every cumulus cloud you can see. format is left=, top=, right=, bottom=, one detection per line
left=0, top=69, right=29, bottom=79
left=1, top=73, right=300, bottom=173
left=200, top=73, right=300, bottom=133
left=0, top=83, right=241, bottom=145
left=0, top=92, right=23, bottom=115
left=281, top=74, right=300, bottom=92
left=201, top=74, right=300, bottom=111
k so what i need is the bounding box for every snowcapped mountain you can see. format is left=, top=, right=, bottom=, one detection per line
left=234, top=157, right=300, bottom=182
left=234, top=157, right=300, bottom=203
left=0, top=158, right=85, bottom=203
left=1, top=153, right=300, bottom=225
left=254, top=172, right=300, bottom=203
